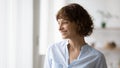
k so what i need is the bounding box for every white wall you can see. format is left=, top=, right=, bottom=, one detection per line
left=90, top=29, right=120, bottom=47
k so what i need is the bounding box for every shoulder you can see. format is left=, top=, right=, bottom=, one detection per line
left=47, top=40, right=68, bottom=52
left=80, top=45, right=107, bottom=68
left=86, top=45, right=105, bottom=58
left=87, top=46, right=108, bottom=67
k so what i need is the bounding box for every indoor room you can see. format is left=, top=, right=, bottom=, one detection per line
left=0, top=0, right=120, bottom=68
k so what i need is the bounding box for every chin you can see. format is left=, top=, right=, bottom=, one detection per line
left=61, top=36, right=69, bottom=39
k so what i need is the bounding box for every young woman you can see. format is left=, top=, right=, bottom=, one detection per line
left=44, top=3, right=107, bottom=68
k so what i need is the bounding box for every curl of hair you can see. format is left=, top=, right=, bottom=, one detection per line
left=56, top=3, right=94, bottom=36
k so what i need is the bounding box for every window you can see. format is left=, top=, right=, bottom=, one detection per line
left=39, top=0, right=65, bottom=55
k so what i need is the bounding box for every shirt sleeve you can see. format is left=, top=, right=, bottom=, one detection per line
left=95, top=54, right=107, bottom=68
left=44, top=48, right=52, bottom=68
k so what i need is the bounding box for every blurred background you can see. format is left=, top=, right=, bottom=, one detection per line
left=0, top=0, right=120, bottom=68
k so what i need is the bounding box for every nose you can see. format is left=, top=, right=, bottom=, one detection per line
left=58, top=23, right=63, bottom=31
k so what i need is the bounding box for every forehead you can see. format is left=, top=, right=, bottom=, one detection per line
left=57, top=19, right=69, bottom=22
left=57, top=19, right=77, bottom=26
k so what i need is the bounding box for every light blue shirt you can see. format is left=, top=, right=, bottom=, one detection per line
left=44, top=40, right=107, bottom=68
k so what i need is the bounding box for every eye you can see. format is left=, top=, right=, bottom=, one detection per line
left=63, top=21, right=68, bottom=24
left=57, top=20, right=61, bottom=25
left=57, top=19, right=70, bottom=25
left=62, top=20, right=69, bottom=24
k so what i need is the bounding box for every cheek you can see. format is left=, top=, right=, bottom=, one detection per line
left=71, top=26, right=79, bottom=34
left=64, top=25, right=69, bottom=30
left=68, top=27, right=76, bottom=33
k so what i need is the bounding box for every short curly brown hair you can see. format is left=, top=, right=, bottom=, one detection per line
left=56, top=3, right=94, bottom=36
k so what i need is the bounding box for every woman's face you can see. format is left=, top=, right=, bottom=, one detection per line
left=57, top=19, right=79, bottom=39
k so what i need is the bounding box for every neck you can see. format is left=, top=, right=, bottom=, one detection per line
left=68, top=36, right=86, bottom=49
